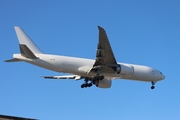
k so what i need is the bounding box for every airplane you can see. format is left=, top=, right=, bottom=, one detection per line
left=5, top=26, right=165, bottom=89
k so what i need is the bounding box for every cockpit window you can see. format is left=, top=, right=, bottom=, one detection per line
left=160, top=72, right=162, bottom=74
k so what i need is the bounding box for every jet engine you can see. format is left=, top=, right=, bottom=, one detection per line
left=95, top=79, right=112, bottom=88
left=115, top=65, right=121, bottom=74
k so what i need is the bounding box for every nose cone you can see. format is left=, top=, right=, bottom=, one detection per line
left=160, top=73, right=165, bottom=80
left=158, top=71, right=165, bottom=80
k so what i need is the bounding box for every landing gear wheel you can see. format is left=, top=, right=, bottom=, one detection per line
left=99, top=76, right=104, bottom=80
left=88, top=83, right=92, bottom=87
left=81, top=84, right=84, bottom=88
left=81, top=84, right=88, bottom=88
left=81, top=82, right=93, bottom=88
left=151, top=86, right=155, bottom=89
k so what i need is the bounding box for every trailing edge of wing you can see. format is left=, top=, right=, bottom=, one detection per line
left=43, top=75, right=82, bottom=80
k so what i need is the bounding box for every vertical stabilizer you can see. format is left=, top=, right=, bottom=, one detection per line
left=14, top=26, right=43, bottom=54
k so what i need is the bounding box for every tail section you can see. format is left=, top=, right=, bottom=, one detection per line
left=5, top=27, right=43, bottom=62
left=14, top=26, right=43, bottom=54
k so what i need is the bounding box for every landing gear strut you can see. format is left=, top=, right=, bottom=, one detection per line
left=151, top=81, right=155, bottom=89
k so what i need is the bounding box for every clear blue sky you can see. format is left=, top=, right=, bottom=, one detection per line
left=0, top=0, right=180, bottom=120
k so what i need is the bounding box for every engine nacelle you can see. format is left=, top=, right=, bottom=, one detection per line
left=116, top=65, right=121, bottom=74
left=120, top=64, right=134, bottom=77
left=96, top=79, right=112, bottom=88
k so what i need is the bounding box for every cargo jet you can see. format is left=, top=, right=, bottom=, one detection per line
left=5, top=26, right=165, bottom=89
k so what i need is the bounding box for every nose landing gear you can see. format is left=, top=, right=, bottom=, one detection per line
left=151, top=81, right=156, bottom=89
left=151, top=86, right=155, bottom=89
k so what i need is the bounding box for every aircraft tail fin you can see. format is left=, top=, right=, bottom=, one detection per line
left=14, top=26, right=43, bottom=58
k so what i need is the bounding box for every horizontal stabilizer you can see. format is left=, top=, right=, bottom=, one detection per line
left=43, top=75, right=82, bottom=80
left=4, top=58, right=22, bottom=62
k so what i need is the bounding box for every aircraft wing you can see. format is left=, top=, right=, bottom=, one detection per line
left=94, top=26, right=117, bottom=66
left=90, top=26, right=120, bottom=74
left=43, top=75, right=82, bottom=80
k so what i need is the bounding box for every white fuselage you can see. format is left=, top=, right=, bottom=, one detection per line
left=13, top=54, right=165, bottom=82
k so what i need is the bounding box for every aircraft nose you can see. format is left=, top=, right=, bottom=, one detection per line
left=159, top=72, right=165, bottom=80
left=161, top=74, right=165, bottom=80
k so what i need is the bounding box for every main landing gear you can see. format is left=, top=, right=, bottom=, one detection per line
left=81, top=78, right=93, bottom=88
left=151, top=81, right=155, bottom=89
left=81, top=75, right=104, bottom=88
left=81, top=83, right=92, bottom=88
